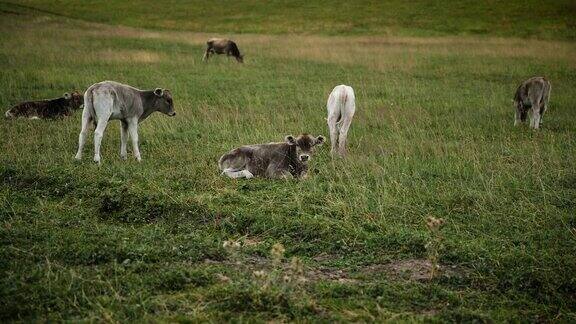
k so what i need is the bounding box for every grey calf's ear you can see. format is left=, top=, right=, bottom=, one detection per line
left=315, top=135, right=325, bottom=145
left=154, top=88, right=164, bottom=97
left=63, top=92, right=71, bottom=100
left=285, top=135, right=296, bottom=145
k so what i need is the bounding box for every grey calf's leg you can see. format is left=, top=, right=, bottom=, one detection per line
left=120, top=120, right=129, bottom=160
left=127, top=118, right=141, bottom=162
left=530, top=100, right=541, bottom=130
left=514, top=106, right=523, bottom=126
left=539, top=102, right=548, bottom=128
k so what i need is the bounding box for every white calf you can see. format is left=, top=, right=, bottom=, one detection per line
left=327, top=85, right=355, bottom=157
left=74, top=81, right=175, bottom=164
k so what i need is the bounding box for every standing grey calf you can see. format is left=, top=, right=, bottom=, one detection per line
left=327, top=85, right=356, bottom=156
left=203, top=38, right=244, bottom=63
left=513, top=77, right=551, bottom=129
left=219, top=134, right=325, bottom=179
left=74, top=81, right=176, bottom=164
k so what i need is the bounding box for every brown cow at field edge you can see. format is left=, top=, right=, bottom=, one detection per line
left=203, top=38, right=244, bottom=63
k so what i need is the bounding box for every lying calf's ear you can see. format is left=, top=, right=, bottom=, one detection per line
left=154, top=88, right=164, bottom=97
left=285, top=135, right=296, bottom=145
left=63, top=92, right=71, bottom=100
left=315, top=135, right=325, bottom=145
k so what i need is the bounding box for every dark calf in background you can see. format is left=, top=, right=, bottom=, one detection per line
left=5, top=91, right=84, bottom=119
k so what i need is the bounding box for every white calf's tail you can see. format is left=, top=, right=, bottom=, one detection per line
left=83, top=89, right=95, bottom=119
left=337, top=90, right=349, bottom=125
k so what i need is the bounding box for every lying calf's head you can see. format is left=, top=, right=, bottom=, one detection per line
left=285, top=133, right=325, bottom=162
left=63, top=91, right=84, bottom=109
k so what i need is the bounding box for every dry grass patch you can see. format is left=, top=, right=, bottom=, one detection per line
left=69, top=18, right=576, bottom=69
left=96, top=49, right=163, bottom=63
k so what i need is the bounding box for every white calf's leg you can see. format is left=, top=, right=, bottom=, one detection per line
left=75, top=108, right=92, bottom=160
left=127, top=118, right=141, bottom=162
left=338, top=115, right=353, bottom=156
left=327, top=91, right=341, bottom=155
left=327, top=114, right=340, bottom=155
left=93, top=117, right=109, bottom=164
left=338, top=97, right=355, bottom=156
left=120, top=120, right=128, bottom=160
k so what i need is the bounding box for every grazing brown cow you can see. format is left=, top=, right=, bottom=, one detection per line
left=5, top=92, right=84, bottom=119
left=513, top=77, right=551, bottom=129
left=203, top=38, right=244, bottom=63
left=219, top=134, right=325, bottom=179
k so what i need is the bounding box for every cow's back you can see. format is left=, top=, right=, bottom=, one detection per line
left=207, top=38, right=231, bottom=53
left=515, top=77, right=550, bottom=106
left=86, top=81, right=141, bottom=119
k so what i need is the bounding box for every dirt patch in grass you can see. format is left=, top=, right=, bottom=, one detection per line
left=207, top=254, right=466, bottom=284
left=364, top=259, right=434, bottom=281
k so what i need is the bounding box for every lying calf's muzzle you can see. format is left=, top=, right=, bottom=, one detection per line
left=299, top=154, right=310, bottom=162
left=168, top=111, right=176, bottom=116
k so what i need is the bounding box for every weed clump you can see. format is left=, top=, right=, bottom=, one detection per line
left=213, top=242, right=318, bottom=318
left=425, top=216, right=445, bottom=279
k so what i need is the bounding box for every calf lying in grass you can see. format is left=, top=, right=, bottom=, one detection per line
left=219, top=134, right=325, bottom=179
left=5, top=91, right=83, bottom=119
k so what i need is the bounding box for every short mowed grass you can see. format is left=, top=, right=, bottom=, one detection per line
left=1, top=3, right=576, bottom=322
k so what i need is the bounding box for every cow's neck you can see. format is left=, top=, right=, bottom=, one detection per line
left=139, top=91, right=159, bottom=121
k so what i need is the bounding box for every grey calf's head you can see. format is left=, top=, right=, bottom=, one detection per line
left=285, top=133, right=325, bottom=162
left=153, top=88, right=176, bottom=117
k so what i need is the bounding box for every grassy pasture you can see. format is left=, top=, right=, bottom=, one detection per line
left=1, top=2, right=576, bottom=322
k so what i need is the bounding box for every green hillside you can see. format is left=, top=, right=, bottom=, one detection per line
left=3, top=0, right=576, bottom=39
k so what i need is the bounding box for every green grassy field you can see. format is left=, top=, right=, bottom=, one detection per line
left=1, top=1, right=576, bottom=322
